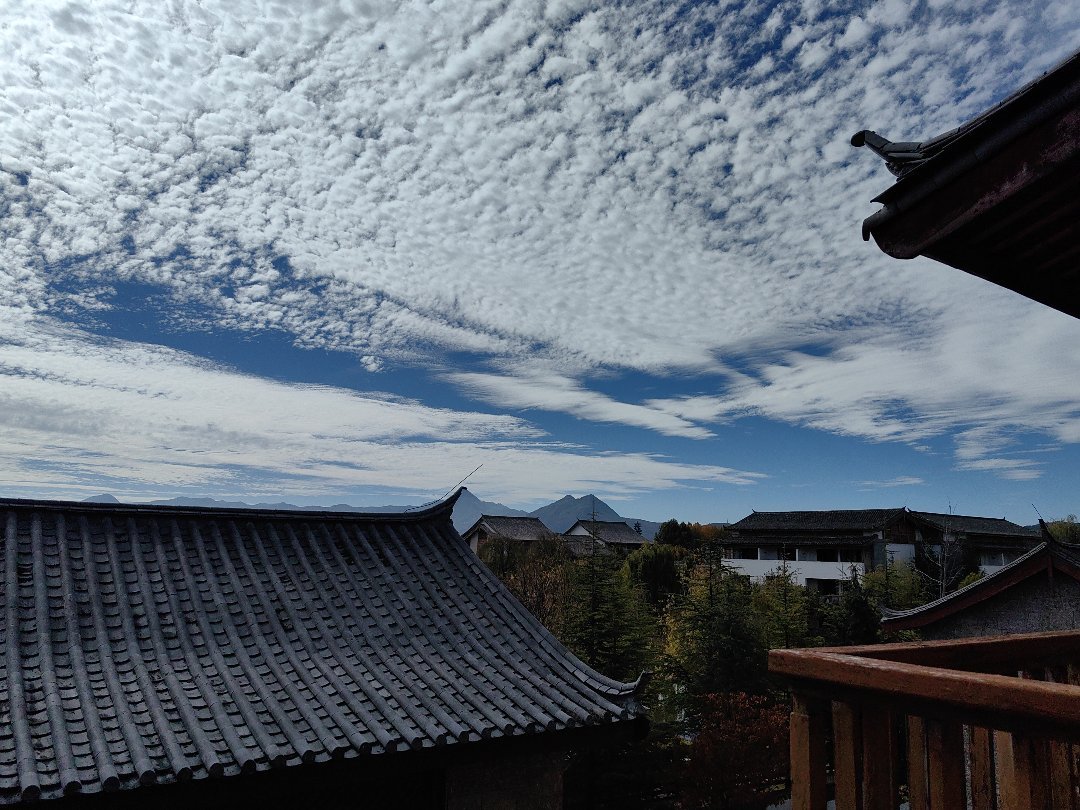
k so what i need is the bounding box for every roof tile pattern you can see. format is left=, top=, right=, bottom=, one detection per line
left=730, top=509, right=904, bottom=533
left=0, top=495, right=640, bottom=803
left=465, top=516, right=555, bottom=543
left=909, top=511, right=1039, bottom=537
left=572, top=521, right=646, bottom=546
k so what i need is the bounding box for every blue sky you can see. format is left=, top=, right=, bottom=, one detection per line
left=1, top=0, right=1078, bottom=524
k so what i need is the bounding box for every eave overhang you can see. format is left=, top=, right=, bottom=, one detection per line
left=855, top=51, right=1080, bottom=319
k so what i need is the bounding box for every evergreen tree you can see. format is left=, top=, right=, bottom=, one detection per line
left=665, top=552, right=768, bottom=706
left=654, top=519, right=698, bottom=549
left=562, top=544, right=654, bottom=682
left=751, top=561, right=816, bottom=649
left=819, top=572, right=881, bottom=646
left=623, top=543, right=686, bottom=610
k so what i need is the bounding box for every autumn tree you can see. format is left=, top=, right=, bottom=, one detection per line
left=681, top=693, right=789, bottom=809
left=751, top=561, right=816, bottom=649
left=862, top=559, right=929, bottom=611
left=1047, top=515, right=1080, bottom=543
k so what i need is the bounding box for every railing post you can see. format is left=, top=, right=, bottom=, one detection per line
left=907, top=716, right=928, bottom=810
left=996, top=730, right=1047, bottom=810
left=862, top=705, right=896, bottom=810
left=969, top=726, right=995, bottom=810
left=926, top=719, right=965, bottom=809
left=832, top=701, right=862, bottom=810
left=790, top=692, right=828, bottom=810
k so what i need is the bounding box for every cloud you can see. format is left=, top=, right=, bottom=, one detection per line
left=0, top=0, right=1078, bottom=495
left=856, top=476, right=925, bottom=488
left=447, top=366, right=714, bottom=438
left=0, top=314, right=762, bottom=502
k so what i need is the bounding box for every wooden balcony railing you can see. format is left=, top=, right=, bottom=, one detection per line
left=769, top=630, right=1080, bottom=809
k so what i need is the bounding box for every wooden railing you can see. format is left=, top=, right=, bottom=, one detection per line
left=769, top=630, right=1080, bottom=809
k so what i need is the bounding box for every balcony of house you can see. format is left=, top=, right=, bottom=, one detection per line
left=770, top=629, right=1080, bottom=809
left=724, top=545, right=864, bottom=586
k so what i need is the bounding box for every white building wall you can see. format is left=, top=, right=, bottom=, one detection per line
left=724, top=558, right=865, bottom=585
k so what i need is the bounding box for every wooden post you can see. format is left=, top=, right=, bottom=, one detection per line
left=833, top=701, right=862, bottom=810
left=969, top=726, right=995, bottom=810
left=907, top=716, right=929, bottom=810
left=926, top=719, right=965, bottom=809
left=790, top=692, right=828, bottom=810
left=861, top=705, right=895, bottom=810
left=997, top=730, right=1047, bottom=810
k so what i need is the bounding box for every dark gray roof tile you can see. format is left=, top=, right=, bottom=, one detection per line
left=0, top=493, right=642, bottom=802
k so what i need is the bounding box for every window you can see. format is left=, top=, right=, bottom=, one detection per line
left=816, top=548, right=838, bottom=563
left=839, top=548, right=861, bottom=564
left=732, top=547, right=758, bottom=560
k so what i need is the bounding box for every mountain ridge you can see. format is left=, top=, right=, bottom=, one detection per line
left=80, top=490, right=660, bottom=538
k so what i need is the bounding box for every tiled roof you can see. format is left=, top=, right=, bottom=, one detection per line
left=463, top=515, right=555, bottom=543
left=730, top=509, right=904, bottom=533
left=0, top=492, right=642, bottom=803
left=572, top=521, right=646, bottom=546
left=881, top=539, right=1080, bottom=631
left=560, top=535, right=613, bottom=558
left=909, top=511, right=1039, bottom=537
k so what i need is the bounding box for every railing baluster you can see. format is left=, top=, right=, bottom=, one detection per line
left=770, top=634, right=1080, bottom=810
left=907, top=716, right=929, bottom=810
left=997, top=731, right=1046, bottom=810
left=969, top=726, right=995, bottom=810
left=927, top=719, right=965, bottom=809
left=790, top=692, right=828, bottom=810
left=862, top=705, right=895, bottom=809
left=832, top=701, right=863, bottom=810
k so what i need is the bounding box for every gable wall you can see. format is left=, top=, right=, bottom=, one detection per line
left=919, top=572, right=1080, bottom=640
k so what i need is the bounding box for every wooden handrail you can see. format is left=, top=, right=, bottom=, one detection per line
left=805, top=629, right=1080, bottom=670
left=770, top=631, right=1080, bottom=809
left=771, top=648, right=1080, bottom=738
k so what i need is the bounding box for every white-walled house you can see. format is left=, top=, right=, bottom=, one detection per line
left=724, top=507, right=1038, bottom=593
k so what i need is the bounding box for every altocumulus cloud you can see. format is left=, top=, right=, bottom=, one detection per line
left=1, top=0, right=1079, bottom=496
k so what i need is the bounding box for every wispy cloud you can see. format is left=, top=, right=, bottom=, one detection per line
left=0, top=315, right=762, bottom=502
left=856, top=476, right=925, bottom=489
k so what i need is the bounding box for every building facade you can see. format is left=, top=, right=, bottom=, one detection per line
left=724, top=507, right=1037, bottom=592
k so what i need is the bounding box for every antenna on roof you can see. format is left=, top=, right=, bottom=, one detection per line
left=405, top=464, right=484, bottom=512
left=1032, top=503, right=1045, bottom=522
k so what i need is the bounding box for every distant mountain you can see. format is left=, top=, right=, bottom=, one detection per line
left=80, top=490, right=658, bottom=538
left=449, top=489, right=530, bottom=533
left=527, top=494, right=658, bottom=539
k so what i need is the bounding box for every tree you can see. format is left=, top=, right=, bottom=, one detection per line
left=633, top=520, right=643, bottom=536
left=862, top=560, right=929, bottom=611
left=751, top=561, right=815, bottom=649
left=562, top=545, right=655, bottom=682
left=681, top=693, right=789, bottom=809
left=654, top=519, right=698, bottom=549
left=818, top=571, right=881, bottom=646
left=478, top=536, right=573, bottom=634
left=623, top=543, right=686, bottom=610
left=1047, top=515, right=1080, bottom=543
left=665, top=554, right=768, bottom=706
left=914, top=512, right=973, bottom=599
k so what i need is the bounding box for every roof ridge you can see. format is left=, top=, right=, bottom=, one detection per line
left=0, top=488, right=463, bottom=523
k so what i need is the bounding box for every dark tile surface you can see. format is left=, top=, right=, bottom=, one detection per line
left=0, top=493, right=642, bottom=803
